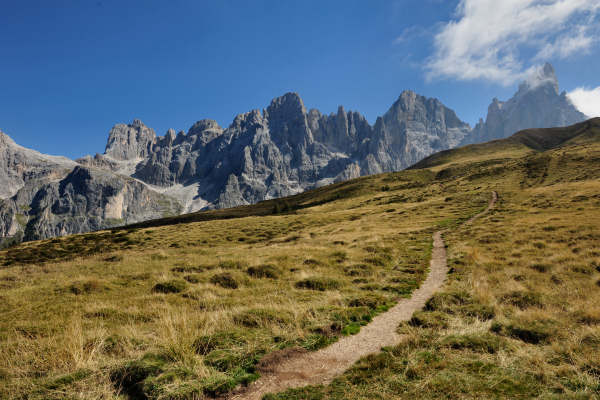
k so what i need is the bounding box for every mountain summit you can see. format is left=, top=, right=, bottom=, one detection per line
left=465, top=63, right=586, bottom=145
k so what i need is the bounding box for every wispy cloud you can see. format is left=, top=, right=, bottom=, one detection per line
left=535, top=26, right=596, bottom=60
left=425, top=0, right=600, bottom=85
left=394, top=25, right=431, bottom=45
left=568, top=86, right=600, bottom=117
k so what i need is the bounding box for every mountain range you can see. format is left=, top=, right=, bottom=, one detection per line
left=0, top=63, right=587, bottom=243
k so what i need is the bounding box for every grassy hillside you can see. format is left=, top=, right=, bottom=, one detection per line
left=268, top=121, right=600, bottom=399
left=1, top=119, right=599, bottom=399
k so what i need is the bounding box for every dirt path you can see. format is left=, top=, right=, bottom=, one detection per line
left=229, top=192, right=497, bottom=400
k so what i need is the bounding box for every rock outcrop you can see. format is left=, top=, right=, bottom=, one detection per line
left=105, top=119, right=156, bottom=160
left=112, top=91, right=469, bottom=209
left=464, top=63, right=587, bottom=144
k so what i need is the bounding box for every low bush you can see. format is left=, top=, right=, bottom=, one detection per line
left=500, top=291, right=544, bottom=309
left=347, top=294, right=386, bottom=310
left=233, top=308, right=292, bottom=328
left=409, top=311, right=448, bottom=329
left=68, top=280, right=106, bottom=295
left=530, top=263, right=551, bottom=273
left=295, top=278, right=340, bottom=291
left=441, top=333, right=502, bottom=354
left=183, top=274, right=201, bottom=283
left=151, top=280, right=187, bottom=294
left=193, top=332, right=245, bottom=355
left=110, top=353, right=169, bottom=399
left=45, top=369, right=91, bottom=390
left=210, top=273, right=239, bottom=289
left=246, top=264, right=279, bottom=279
left=491, top=319, right=555, bottom=344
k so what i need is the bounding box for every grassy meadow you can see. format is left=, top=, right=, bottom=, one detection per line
left=0, top=169, right=487, bottom=399
left=267, top=125, right=600, bottom=399
left=1, top=119, right=599, bottom=399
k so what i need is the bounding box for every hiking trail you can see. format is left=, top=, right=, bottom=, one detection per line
left=229, top=191, right=498, bottom=400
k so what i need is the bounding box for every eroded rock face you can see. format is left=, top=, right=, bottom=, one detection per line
left=0, top=166, right=181, bottom=242
left=123, top=91, right=470, bottom=209
left=0, top=130, right=76, bottom=199
left=105, top=119, right=156, bottom=161
left=465, top=63, right=587, bottom=144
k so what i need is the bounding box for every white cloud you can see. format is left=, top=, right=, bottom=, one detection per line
left=535, top=26, right=595, bottom=60
left=394, top=26, right=431, bottom=45
left=568, top=86, right=600, bottom=117
left=426, top=0, right=600, bottom=85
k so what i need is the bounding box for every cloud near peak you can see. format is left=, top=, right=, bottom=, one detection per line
left=425, top=0, right=600, bottom=86
left=568, top=86, right=600, bottom=117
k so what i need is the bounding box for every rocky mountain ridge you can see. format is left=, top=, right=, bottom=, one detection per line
left=465, top=63, right=587, bottom=145
left=0, top=64, right=588, bottom=242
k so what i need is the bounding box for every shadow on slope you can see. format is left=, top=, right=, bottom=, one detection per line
left=410, top=118, right=600, bottom=170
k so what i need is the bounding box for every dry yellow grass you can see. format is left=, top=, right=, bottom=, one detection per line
left=2, top=122, right=599, bottom=399
left=266, top=129, right=600, bottom=399
left=0, top=170, right=485, bottom=399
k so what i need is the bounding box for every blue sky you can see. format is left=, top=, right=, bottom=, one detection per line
left=1, top=0, right=599, bottom=159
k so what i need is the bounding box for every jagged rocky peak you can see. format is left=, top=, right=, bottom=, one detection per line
left=0, top=130, right=15, bottom=147
left=265, top=92, right=313, bottom=148
left=386, top=91, right=470, bottom=139
left=386, top=90, right=468, bottom=128
left=464, top=63, right=587, bottom=145
left=104, top=119, right=156, bottom=161
left=374, top=90, right=472, bottom=169
left=308, top=104, right=372, bottom=154
left=520, top=62, right=559, bottom=94
left=267, top=92, right=307, bottom=116
left=188, top=119, right=223, bottom=145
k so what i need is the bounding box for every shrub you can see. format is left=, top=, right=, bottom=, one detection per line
left=330, top=251, right=347, bottom=263
left=110, top=353, right=168, bottom=399
left=183, top=274, right=201, bottom=283
left=45, top=369, right=91, bottom=390
left=295, top=278, right=340, bottom=291
left=68, top=280, right=105, bottom=295
left=218, top=260, right=247, bottom=270
left=500, top=291, right=543, bottom=309
left=425, top=290, right=471, bottom=311
left=363, top=255, right=391, bottom=267
left=233, top=308, right=292, bottom=328
left=303, top=259, right=322, bottom=266
left=573, top=310, right=600, bottom=325
left=202, top=376, right=238, bottom=397
left=491, top=320, right=555, bottom=344
left=193, top=332, right=244, bottom=355
left=409, top=311, right=448, bottom=329
left=210, top=273, right=239, bottom=289
left=246, top=264, right=279, bottom=279
left=151, top=280, right=187, bottom=294
left=99, top=334, right=127, bottom=355
left=461, top=303, right=495, bottom=320
left=348, top=294, right=386, bottom=310
left=203, top=349, right=262, bottom=373
left=104, top=255, right=123, bottom=262
left=424, top=290, right=494, bottom=320
left=441, top=333, right=502, bottom=354
left=530, top=263, right=551, bottom=273
left=171, top=266, right=205, bottom=273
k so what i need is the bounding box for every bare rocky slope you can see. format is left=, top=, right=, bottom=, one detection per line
left=0, top=64, right=587, bottom=242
